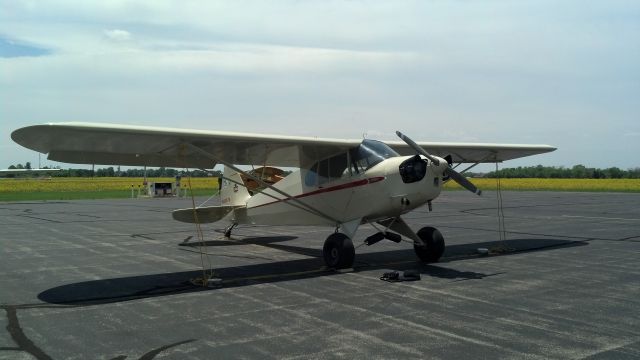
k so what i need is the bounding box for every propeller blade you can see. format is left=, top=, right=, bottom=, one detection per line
left=396, top=131, right=440, bottom=165
left=445, top=167, right=482, bottom=196
left=396, top=130, right=482, bottom=196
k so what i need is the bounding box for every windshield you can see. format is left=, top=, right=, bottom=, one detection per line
left=349, top=139, right=399, bottom=174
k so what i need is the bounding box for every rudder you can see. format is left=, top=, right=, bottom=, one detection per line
left=220, top=166, right=251, bottom=206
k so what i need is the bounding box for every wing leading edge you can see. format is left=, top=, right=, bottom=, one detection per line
left=11, top=122, right=556, bottom=168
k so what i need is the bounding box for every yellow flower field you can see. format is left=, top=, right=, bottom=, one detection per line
left=0, top=177, right=219, bottom=193
left=2, top=177, right=639, bottom=195
left=444, top=178, right=640, bottom=192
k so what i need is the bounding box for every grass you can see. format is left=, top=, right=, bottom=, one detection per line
left=1, top=177, right=639, bottom=202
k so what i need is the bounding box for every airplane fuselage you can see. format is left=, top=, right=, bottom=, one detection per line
left=239, top=155, right=445, bottom=227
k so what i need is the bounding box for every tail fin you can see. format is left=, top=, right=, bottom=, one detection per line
left=220, top=165, right=251, bottom=206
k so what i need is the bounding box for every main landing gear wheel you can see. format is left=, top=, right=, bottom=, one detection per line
left=414, top=226, right=445, bottom=263
left=323, top=233, right=355, bottom=269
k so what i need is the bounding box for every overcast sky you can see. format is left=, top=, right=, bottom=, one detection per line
left=1, top=1, right=639, bottom=171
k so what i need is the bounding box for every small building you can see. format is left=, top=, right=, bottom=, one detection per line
left=147, top=182, right=176, bottom=197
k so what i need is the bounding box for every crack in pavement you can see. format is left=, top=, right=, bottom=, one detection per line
left=1, top=303, right=197, bottom=359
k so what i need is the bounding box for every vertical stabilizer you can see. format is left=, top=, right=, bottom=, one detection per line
left=220, top=166, right=251, bottom=206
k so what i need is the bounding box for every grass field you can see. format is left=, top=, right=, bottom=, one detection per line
left=1, top=177, right=639, bottom=201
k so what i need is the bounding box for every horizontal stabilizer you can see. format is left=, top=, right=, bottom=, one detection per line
left=172, top=205, right=243, bottom=224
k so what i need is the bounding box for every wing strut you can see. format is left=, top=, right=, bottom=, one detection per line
left=456, top=162, right=480, bottom=176
left=184, top=143, right=340, bottom=224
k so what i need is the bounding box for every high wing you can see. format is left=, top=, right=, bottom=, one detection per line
left=11, top=122, right=556, bottom=168
left=387, top=141, right=556, bottom=164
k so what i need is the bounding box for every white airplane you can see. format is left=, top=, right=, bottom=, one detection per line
left=11, top=122, right=555, bottom=268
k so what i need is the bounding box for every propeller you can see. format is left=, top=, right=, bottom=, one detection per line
left=396, top=131, right=482, bottom=196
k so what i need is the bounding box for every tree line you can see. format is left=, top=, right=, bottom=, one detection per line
left=482, top=165, right=640, bottom=179
left=5, top=164, right=221, bottom=178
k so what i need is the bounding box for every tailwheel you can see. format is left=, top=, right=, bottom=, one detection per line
left=413, top=226, right=445, bottom=263
left=323, top=233, right=355, bottom=269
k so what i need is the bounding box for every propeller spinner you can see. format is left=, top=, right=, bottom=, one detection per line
left=396, top=131, right=482, bottom=196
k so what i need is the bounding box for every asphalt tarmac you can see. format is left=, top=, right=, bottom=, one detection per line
left=1, top=191, right=639, bottom=359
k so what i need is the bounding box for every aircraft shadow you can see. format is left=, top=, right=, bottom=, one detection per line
left=178, top=236, right=319, bottom=258
left=179, top=236, right=298, bottom=247
left=38, top=237, right=586, bottom=306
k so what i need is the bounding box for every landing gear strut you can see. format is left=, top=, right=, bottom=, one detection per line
left=323, top=233, right=355, bottom=269
left=413, top=226, right=445, bottom=263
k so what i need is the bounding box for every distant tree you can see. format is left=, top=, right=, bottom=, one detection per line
left=571, top=165, right=589, bottom=178
left=605, top=167, right=624, bottom=179
left=592, top=169, right=603, bottom=179
left=25, top=162, right=31, bottom=170
left=95, top=167, right=116, bottom=177
left=486, top=165, right=640, bottom=179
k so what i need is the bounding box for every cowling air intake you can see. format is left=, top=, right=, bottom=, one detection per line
left=399, top=155, right=427, bottom=184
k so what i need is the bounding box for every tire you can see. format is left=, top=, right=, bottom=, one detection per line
left=413, top=227, right=445, bottom=263
left=323, top=233, right=355, bottom=269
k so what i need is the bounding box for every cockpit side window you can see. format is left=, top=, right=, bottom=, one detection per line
left=305, top=152, right=349, bottom=186
left=317, top=152, right=348, bottom=184
left=305, top=140, right=398, bottom=187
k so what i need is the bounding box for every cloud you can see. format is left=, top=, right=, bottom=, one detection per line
left=103, top=29, right=132, bottom=42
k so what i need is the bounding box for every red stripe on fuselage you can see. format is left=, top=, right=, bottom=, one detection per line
left=248, top=176, right=386, bottom=209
